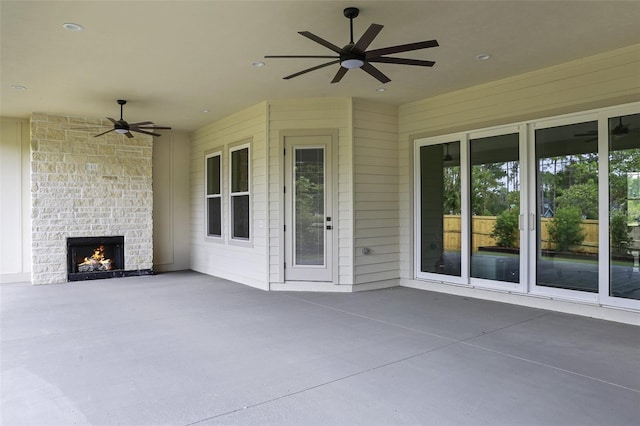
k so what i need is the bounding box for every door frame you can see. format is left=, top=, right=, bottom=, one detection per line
left=280, top=129, right=339, bottom=283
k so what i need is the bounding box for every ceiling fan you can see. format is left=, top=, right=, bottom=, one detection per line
left=80, top=100, right=172, bottom=138
left=265, top=7, right=438, bottom=84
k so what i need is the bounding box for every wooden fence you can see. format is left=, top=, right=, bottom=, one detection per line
left=444, top=215, right=599, bottom=254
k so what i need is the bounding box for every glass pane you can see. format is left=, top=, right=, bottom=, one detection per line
left=231, top=148, right=249, bottom=193
left=609, top=113, right=640, bottom=300
left=207, top=197, right=221, bottom=237
left=232, top=195, right=249, bottom=239
left=206, top=155, right=220, bottom=195
left=536, top=121, right=598, bottom=292
left=420, top=142, right=461, bottom=276
left=470, top=133, right=520, bottom=283
left=294, top=148, right=324, bottom=266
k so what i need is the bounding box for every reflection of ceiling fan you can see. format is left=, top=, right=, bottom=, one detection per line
left=574, top=117, right=630, bottom=142
left=443, top=143, right=453, bottom=161
left=78, top=100, right=171, bottom=138
left=265, top=7, right=438, bottom=84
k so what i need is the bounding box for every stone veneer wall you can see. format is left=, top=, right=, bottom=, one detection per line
left=30, top=113, right=153, bottom=284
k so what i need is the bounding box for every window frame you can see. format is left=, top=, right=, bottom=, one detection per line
left=204, top=150, right=223, bottom=240
left=229, top=142, right=251, bottom=243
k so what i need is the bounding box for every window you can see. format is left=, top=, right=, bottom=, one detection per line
left=230, top=145, right=250, bottom=240
left=205, top=152, right=222, bottom=238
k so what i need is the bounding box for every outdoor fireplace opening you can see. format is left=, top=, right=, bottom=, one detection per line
left=67, top=236, right=125, bottom=281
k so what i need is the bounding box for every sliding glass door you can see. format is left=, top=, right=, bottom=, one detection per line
left=470, top=130, right=521, bottom=285
left=532, top=119, right=599, bottom=297
left=416, top=139, right=465, bottom=283
left=608, top=113, right=640, bottom=301
left=414, top=104, right=639, bottom=311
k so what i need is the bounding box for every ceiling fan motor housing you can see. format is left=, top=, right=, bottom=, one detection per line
left=340, top=43, right=365, bottom=68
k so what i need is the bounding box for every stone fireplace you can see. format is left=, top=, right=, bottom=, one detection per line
left=30, top=113, right=154, bottom=284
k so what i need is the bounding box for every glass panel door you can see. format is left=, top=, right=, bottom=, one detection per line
left=534, top=120, right=599, bottom=294
left=294, top=148, right=325, bottom=266
left=470, top=133, right=520, bottom=283
left=609, top=113, right=640, bottom=300
left=418, top=141, right=462, bottom=278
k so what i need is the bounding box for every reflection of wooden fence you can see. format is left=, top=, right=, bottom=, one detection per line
left=444, top=215, right=599, bottom=254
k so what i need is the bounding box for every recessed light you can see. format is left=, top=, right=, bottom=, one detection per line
left=376, top=87, right=386, bottom=93
left=251, top=61, right=265, bottom=68
left=202, top=109, right=209, bottom=113
left=11, top=85, right=27, bottom=90
left=475, top=53, right=491, bottom=61
left=63, top=23, right=84, bottom=31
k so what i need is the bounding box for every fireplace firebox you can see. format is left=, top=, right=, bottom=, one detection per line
left=67, top=236, right=125, bottom=281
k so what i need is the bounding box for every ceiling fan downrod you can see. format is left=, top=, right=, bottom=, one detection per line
left=117, top=99, right=126, bottom=121
left=344, top=7, right=359, bottom=44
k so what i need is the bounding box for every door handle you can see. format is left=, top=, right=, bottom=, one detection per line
left=530, top=213, right=536, bottom=231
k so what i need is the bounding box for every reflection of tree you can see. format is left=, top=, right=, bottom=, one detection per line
left=539, top=154, right=599, bottom=219
left=443, top=166, right=460, bottom=214
left=548, top=207, right=586, bottom=252
left=611, top=148, right=640, bottom=225
left=557, top=182, right=598, bottom=219
left=471, top=162, right=517, bottom=215
left=295, top=159, right=324, bottom=261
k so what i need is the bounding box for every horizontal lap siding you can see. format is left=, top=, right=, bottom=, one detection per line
left=267, top=97, right=351, bottom=284
left=190, top=102, right=268, bottom=289
left=353, top=99, right=400, bottom=286
left=397, top=44, right=640, bottom=280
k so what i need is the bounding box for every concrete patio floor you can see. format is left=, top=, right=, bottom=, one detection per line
left=1, top=270, right=639, bottom=425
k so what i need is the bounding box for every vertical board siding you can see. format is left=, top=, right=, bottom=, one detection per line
left=0, top=118, right=31, bottom=282
left=153, top=131, right=191, bottom=272
left=397, top=44, right=640, bottom=280
left=190, top=102, right=268, bottom=289
left=352, top=99, right=400, bottom=287
left=267, top=97, right=351, bottom=285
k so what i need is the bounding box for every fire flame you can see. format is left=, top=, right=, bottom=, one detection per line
left=78, top=245, right=113, bottom=271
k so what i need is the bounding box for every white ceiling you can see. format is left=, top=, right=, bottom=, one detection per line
left=2, top=0, right=640, bottom=132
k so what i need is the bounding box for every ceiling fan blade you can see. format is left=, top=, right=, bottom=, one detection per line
left=283, top=60, right=340, bottom=80
left=331, top=67, right=349, bottom=84
left=361, top=62, right=391, bottom=84
left=265, top=55, right=339, bottom=59
left=354, top=23, right=384, bottom=52
left=133, top=126, right=172, bottom=131
left=366, top=39, right=439, bottom=58
left=107, top=117, right=118, bottom=124
left=298, top=31, right=343, bottom=54
left=69, top=125, right=111, bottom=130
left=128, top=121, right=154, bottom=126
left=368, top=57, right=435, bottom=67
left=132, top=129, right=162, bottom=137
left=94, top=128, right=115, bottom=137
left=125, top=131, right=134, bottom=139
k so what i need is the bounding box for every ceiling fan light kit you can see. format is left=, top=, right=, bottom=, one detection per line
left=265, top=6, right=438, bottom=84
